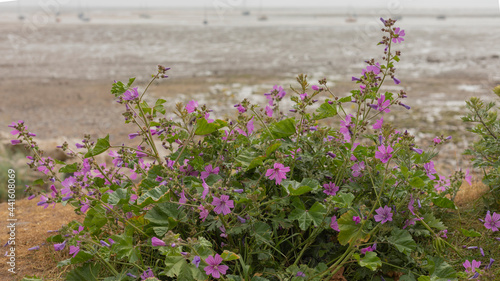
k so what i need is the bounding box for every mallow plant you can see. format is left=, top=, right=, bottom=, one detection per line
left=462, top=85, right=500, bottom=210
left=11, top=18, right=479, bottom=280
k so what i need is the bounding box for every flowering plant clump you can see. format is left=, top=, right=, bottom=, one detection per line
left=11, top=19, right=482, bottom=280
left=462, top=86, right=500, bottom=209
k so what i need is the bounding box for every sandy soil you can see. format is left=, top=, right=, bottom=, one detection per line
left=0, top=198, right=83, bottom=280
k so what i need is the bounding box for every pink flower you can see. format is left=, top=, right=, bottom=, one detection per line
left=362, top=62, right=381, bottom=76
left=204, top=254, right=228, bottom=279
left=186, top=100, right=198, bottom=113
left=235, top=117, right=254, bottom=137
left=330, top=216, right=340, bottom=231
left=408, top=195, right=415, bottom=216
left=311, top=85, right=320, bottom=91
left=375, top=144, right=393, bottom=163
left=434, top=175, right=450, bottom=192
left=265, top=106, right=273, bottom=117
left=465, top=169, right=472, bottom=185
left=300, top=92, right=308, bottom=100
left=201, top=164, right=220, bottom=180
left=205, top=113, right=214, bottom=123
left=265, top=163, right=290, bottom=185
left=198, top=204, right=209, bottom=222
left=353, top=216, right=361, bottom=224
left=123, top=87, right=139, bottom=100
left=392, top=27, right=405, bottom=43
left=212, top=195, right=234, bottom=216
left=484, top=211, right=500, bottom=232
left=340, top=114, right=353, bottom=142
left=351, top=161, right=365, bottom=177
left=202, top=181, right=210, bottom=199
left=424, top=161, right=437, bottom=180
left=433, top=137, right=441, bottom=144
left=374, top=205, right=393, bottom=224
left=237, top=104, right=246, bottom=113
left=463, top=259, right=481, bottom=274
left=69, top=245, right=80, bottom=258
left=376, top=94, right=391, bottom=113
left=323, top=182, right=339, bottom=196
left=360, top=246, right=373, bottom=255
left=151, top=237, right=166, bottom=247
left=372, top=117, right=383, bottom=129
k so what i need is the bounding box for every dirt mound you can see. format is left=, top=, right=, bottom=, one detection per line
left=0, top=198, right=83, bottom=280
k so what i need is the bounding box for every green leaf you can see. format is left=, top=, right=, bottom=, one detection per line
left=417, top=276, right=431, bottom=281
left=286, top=182, right=312, bottom=196
left=46, top=234, right=65, bottom=243
left=338, top=209, right=369, bottom=246
left=270, top=118, right=296, bottom=138
left=288, top=201, right=325, bottom=230
left=282, top=179, right=319, bottom=196
left=387, top=228, right=417, bottom=255
left=235, top=148, right=261, bottom=169
left=248, top=156, right=266, bottom=170
left=221, top=250, right=240, bottom=261
left=137, top=185, right=171, bottom=206
left=393, top=55, right=400, bottom=62
left=265, top=141, right=282, bottom=157
left=164, top=256, right=202, bottom=281
left=409, top=176, right=425, bottom=188
left=70, top=250, right=94, bottom=264
left=110, top=233, right=141, bottom=263
left=253, top=222, right=272, bottom=244
left=309, top=202, right=326, bottom=225
left=145, top=202, right=183, bottom=229
left=195, top=118, right=221, bottom=135
left=107, top=188, right=128, bottom=205
left=331, top=192, right=355, bottom=208
left=422, top=213, right=446, bottom=231
left=20, top=277, right=44, bottom=281
left=425, top=256, right=457, bottom=280
left=460, top=228, right=482, bottom=237
left=432, top=197, right=457, bottom=209
left=127, top=77, right=136, bottom=87
left=338, top=96, right=352, bottom=103
left=85, top=135, right=110, bottom=158
left=59, top=163, right=79, bottom=173
left=358, top=251, right=382, bottom=271
left=314, top=101, right=338, bottom=120
left=400, top=272, right=417, bottom=281
left=32, top=178, right=45, bottom=186
left=83, top=208, right=108, bottom=235
left=66, top=263, right=101, bottom=281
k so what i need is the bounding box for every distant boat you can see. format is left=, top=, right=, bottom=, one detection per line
left=17, top=0, right=25, bottom=21
left=77, top=0, right=91, bottom=22
left=139, top=0, right=151, bottom=19
left=257, top=0, right=266, bottom=21
left=241, top=0, right=250, bottom=16
left=345, top=9, right=357, bottom=23
left=203, top=2, right=208, bottom=25
left=345, top=16, right=356, bottom=23
left=436, top=15, right=446, bottom=20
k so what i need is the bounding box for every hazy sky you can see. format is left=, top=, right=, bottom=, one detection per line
left=1, top=0, right=498, bottom=9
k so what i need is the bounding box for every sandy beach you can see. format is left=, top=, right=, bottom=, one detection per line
left=1, top=8, right=499, bottom=169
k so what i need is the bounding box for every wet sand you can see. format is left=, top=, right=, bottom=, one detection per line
left=1, top=8, right=500, bottom=171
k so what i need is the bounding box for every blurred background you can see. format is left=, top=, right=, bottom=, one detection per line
left=0, top=0, right=499, bottom=200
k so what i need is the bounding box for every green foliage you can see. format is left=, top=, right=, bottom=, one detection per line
left=12, top=19, right=479, bottom=281
left=462, top=88, right=500, bottom=209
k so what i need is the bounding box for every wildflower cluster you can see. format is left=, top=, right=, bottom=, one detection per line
left=9, top=19, right=489, bottom=281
